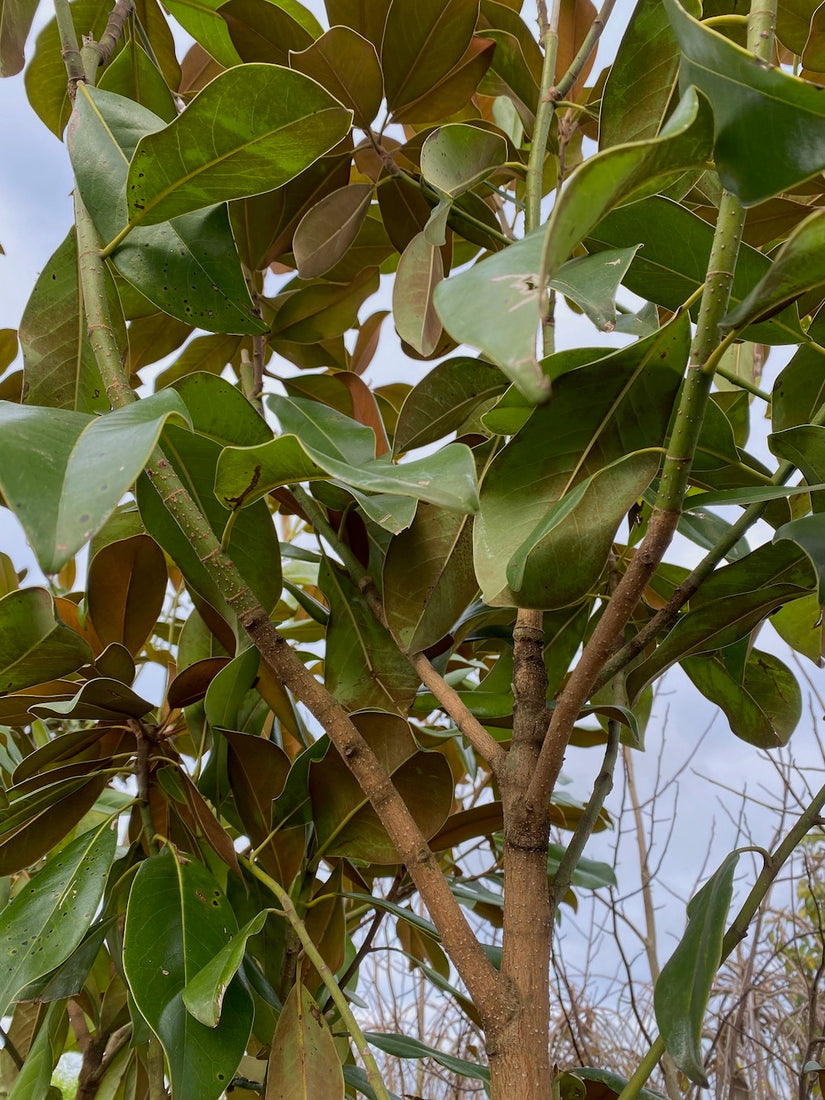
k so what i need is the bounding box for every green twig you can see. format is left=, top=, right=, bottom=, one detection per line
left=54, top=0, right=84, bottom=91
left=241, top=857, right=391, bottom=1100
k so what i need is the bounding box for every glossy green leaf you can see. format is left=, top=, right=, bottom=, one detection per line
left=381, top=0, right=478, bottom=117
left=626, top=541, right=813, bottom=700
left=69, top=86, right=267, bottom=334
left=474, top=315, right=687, bottom=607
left=365, top=1031, right=489, bottom=1084
left=683, top=648, right=802, bottom=748
left=772, top=337, right=825, bottom=433
left=137, top=423, right=282, bottom=616
left=384, top=502, right=477, bottom=653
left=770, top=424, right=825, bottom=513
left=123, top=849, right=252, bottom=1100
left=97, top=38, right=178, bottom=121
left=723, top=209, right=825, bottom=332
left=420, top=123, right=507, bottom=197
left=587, top=196, right=805, bottom=345
left=0, top=0, right=38, bottom=76
left=568, top=1067, right=666, bottom=1100
left=506, top=451, right=661, bottom=607
left=444, top=89, right=705, bottom=385
left=772, top=593, right=825, bottom=667
left=5, top=1001, right=64, bottom=1100
left=0, top=390, right=191, bottom=573
left=266, top=982, right=344, bottom=1100
left=655, top=852, right=739, bottom=1086
left=319, top=559, right=420, bottom=713
left=394, top=356, right=508, bottom=453
left=665, top=0, right=825, bottom=204
left=310, top=713, right=452, bottom=863
left=216, top=394, right=479, bottom=514
left=599, top=0, right=686, bottom=149
left=29, top=677, right=152, bottom=720
left=0, top=824, right=115, bottom=1019
left=0, top=588, right=92, bottom=692
left=293, top=183, right=373, bottom=279
left=290, top=25, right=383, bottom=128
left=162, top=0, right=240, bottom=67
left=436, top=229, right=649, bottom=402
left=126, top=65, right=352, bottom=225
left=775, top=515, right=825, bottom=602
left=19, top=228, right=109, bottom=414
left=219, top=0, right=314, bottom=64
left=184, top=911, right=268, bottom=1027
left=392, top=232, right=444, bottom=356
left=173, top=370, right=272, bottom=447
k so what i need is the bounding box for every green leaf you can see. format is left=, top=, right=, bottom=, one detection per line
left=420, top=123, right=507, bottom=197
left=339, top=892, right=440, bottom=939
left=215, top=394, right=479, bottom=514
left=599, top=0, right=686, bottom=149
left=68, top=86, right=267, bottom=335
left=137, top=423, right=282, bottom=617
left=19, top=228, right=109, bottom=413
left=97, top=38, right=178, bottom=122
left=392, top=232, right=444, bottom=356
left=723, top=209, right=825, bottom=332
left=219, top=0, right=315, bottom=65
left=184, top=911, right=268, bottom=1027
left=267, top=982, right=344, bottom=1099
left=28, top=677, right=153, bottom=720
left=162, top=0, right=240, bottom=67
left=293, top=183, right=373, bottom=279
left=682, top=648, right=802, bottom=749
left=474, top=315, right=687, bottom=607
left=319, top=559, right=420, bottom=713
left=547, top=842, right=617, bottom=891
left=586, top=196, right=806, bottom=346
left=309, top=712, right=452, bottom=863
left=441, top=83, right=708, bottom=388
left=0, top=390, right=191, bottom=573
left=384, top=502, right=477, bottom=653
left=665, top=0, right=825, bottom=204
left=549, top=246, right=641, bottom=333
left=770, top=423, right=825, bottom=514
left=5, top=1001, right=64, bottom=1100
left=506, top=451, right=661, bottom=608
left=126, top=64, right=352, bottom=225
left=0, top=824, right=115, bottom=1019
left=0, top=0, right=38, bottom=76
left=381, top=0, right=478, bottom=117
left=567, top=1067, right=666, bottom=1100
left=123, top=849, right=253, bottom=1100
left=393, top=356, right=508, bottom=453
left=655, top=851, right=739, bottom=1085
left=365, top=1031, right=489, bottom=1084
left=0, top=588, right=92, bottom=693
left=772, top=592, right=825, bottom=667
left=289, top=24, right=383, bottom=129
left=626, top=541, right=813, bottom=700
left=775, top=515, right=825, bottom=602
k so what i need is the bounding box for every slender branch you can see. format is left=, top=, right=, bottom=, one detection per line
left=241, top=858, right=391, bottom=1100
left=53, top=0, right=84, bottom=92
left=525, top=0, right=562, bottom=235
left=0, top=1025, right=23, bottom=1071
left=551, top=716, right=619, bottom=900
left=549, top=0, right=618, bottom=104
left=130, top=719, right=159, bottom=854
left=290, top=485, right=506, bottom=774
left=525, top=186, right=748, bottom=813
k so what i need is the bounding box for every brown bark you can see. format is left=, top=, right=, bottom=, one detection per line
left=490, top=609, right=553, bottom=1098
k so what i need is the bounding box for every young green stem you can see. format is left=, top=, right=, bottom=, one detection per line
left=241, top=857, right=390, bottom=1100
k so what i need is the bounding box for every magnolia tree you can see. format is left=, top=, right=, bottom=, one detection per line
left=2, top=0, right=825, bottom=1096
